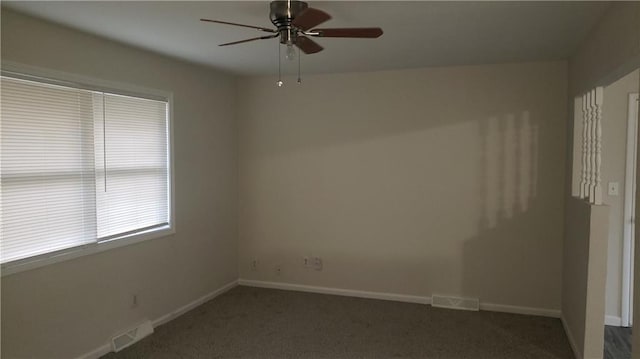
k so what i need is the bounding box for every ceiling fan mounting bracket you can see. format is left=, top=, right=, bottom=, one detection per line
left=270, top=0, right=308, bottom=45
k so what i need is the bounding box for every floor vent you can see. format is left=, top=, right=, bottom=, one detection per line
left=112, top=320, right=154, bottom=352
left=431, top=295, right=479, bottom=311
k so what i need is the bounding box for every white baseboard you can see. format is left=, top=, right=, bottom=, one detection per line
left=561, top=315, right=582, bottom=359
left=238, top=279, right=431, bottom=304
left=75, top=279, right=239, bottom=359
left=238, top=279, right=561, bottom=318
left=605, top=315, right=622, bottom=327
left=480, top=303, right=561, bottom=318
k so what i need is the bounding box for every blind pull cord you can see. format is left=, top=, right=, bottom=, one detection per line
left=103, top=94, right=107, bottom=192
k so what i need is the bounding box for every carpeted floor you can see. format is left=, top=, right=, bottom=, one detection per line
left=102, top=286, right=574, bottom=359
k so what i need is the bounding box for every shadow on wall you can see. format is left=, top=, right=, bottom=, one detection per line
left=462, top=111, right=561, bottom=310
left=477, top=112, right=539, bottom=229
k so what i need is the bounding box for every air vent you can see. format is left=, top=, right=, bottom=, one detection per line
left=431, top=295, right=479, bottom=311
left=111, top=320, right=154, bottom=352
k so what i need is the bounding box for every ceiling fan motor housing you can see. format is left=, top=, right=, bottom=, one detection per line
left=270, top=0, right=308, bottom=45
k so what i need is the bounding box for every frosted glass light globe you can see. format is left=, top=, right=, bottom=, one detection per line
left=285, top=44, right=296, bottom=61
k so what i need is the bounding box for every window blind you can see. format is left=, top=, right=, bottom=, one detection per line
left=94, top=93, right=169, bottom=240
left=0, top=75, right=170, bottom=264
left=1, top=77, right=97, bottom=263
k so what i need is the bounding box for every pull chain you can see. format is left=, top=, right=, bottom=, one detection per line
left=277, top=43, right=283, bottom=87
left=297, top=46, right=301, bottom=84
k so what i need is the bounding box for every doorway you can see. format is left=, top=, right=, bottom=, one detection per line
left=602, top=69, right=639, bottom=359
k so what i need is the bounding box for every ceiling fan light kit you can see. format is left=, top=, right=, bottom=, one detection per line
left=201, top=0, right=383, bottom=86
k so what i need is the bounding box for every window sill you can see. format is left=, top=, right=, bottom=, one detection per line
left=1, top=225, right=174, bottom=277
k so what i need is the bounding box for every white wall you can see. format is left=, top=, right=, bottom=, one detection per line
left=1, top=9, right=238, bottom=359
left=238, top=61, right=567, bottom=311
left=602, top=69, right=640, bottom=323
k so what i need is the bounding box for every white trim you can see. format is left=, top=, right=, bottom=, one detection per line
left=238, top=279, right=561, bottom=318
left=622, top=92, right=639, bottom=327
left=74, top=280, right=238, bottom=359
left=561, top=315, right=582, bottom=359
left=238, top=279, right=430, bottom=304
left=479, top=303, right=561, bottom=318
left=0, top=61, right=176, bottom=277
left=605, top=315, right=623, bottom=327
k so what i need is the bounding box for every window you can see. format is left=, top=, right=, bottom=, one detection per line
left=0, top=74, right=172, bottom=268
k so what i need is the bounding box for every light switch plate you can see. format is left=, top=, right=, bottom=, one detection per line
left=608, top=182, right=619, bottom=196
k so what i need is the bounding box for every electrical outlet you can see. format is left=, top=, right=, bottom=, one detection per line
left=250, top=259, right=257, bottom=271
left=275, top=265, right=282, bottom=276
left=313, top=257, right=323, bottom=271
left=303, top=257, right=310, bottom=268
left=608, top=182, right=620, bottom=196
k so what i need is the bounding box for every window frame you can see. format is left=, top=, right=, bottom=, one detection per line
left=0, top=61, right=175, bottom=276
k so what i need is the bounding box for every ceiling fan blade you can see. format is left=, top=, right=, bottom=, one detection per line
left=295, top=36, right=323, bottom=54
left=219, top=34, right=279, bottom=47
left=200, top=18, right=276, bottom=33
left=291, top=8, right=331, bottom=31
left=312, top=28, right=383, bottom=38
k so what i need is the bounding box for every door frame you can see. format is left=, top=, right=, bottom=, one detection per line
left=622, top=92, right=639, bottom=327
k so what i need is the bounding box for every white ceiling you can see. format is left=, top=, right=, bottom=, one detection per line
left=4, top=1, right=610, bottom=76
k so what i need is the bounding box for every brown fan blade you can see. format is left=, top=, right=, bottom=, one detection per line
left=291, top=8, right=331, bottom=31
left=295, top=36, right=323, bottom=54
left=312, top=28, right=383, bottom=38
left=219, top=34, right=279, bottom=47
left=200, top=19, right=276, bottom=33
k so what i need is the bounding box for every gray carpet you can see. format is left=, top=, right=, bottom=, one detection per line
left=102, top=286, right=574, bottom=359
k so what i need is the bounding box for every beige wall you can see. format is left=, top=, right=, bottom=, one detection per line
left=563, top=2, right=640, bottom=358
left=562, top=199, right=609, bottom=359
left=561, top=198, right=590, bottom=359
left=601, top=70, right=640, bottom=321
left=238, top=61, right=568, bottom=311
left=1, top=9, right=238, bottom=359
left=585, top=204, right=610, bottom=359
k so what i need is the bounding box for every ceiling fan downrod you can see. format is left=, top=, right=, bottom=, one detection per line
left=270, top=0, right=308, bottom=46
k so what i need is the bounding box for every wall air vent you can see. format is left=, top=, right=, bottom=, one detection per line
left=431, top=295, right=479, bottom=311
left=111, top=320, right=154, bottom=352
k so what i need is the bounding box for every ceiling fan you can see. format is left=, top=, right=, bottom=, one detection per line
left=200, top=0, right=383, bottom=55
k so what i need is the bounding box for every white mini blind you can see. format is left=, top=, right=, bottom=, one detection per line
left=0, top=75, right=170, bottom=264
left=1, top=77, right=97, bottom=263
left=94, top=94, right=169, bottom=240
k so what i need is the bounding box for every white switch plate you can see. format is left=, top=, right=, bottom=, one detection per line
left=608, top=182, right=620, bottom=196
